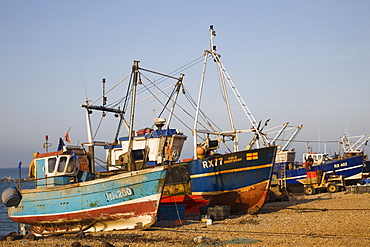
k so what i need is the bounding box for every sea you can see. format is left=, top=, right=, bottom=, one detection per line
left=0, top=168, right=35, bottom=237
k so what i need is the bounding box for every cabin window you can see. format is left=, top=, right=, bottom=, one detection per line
left=281, top=153, right=286, bottom=160
left=67, top=158, right=76, bottom=173
left=58, top=156, right=68, bottom=172
left=48, top=157, right=57, bottom=173
left=287, top=153, right=295, bottom=162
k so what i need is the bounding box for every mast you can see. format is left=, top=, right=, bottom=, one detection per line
left=194, top=25, right=271, bottom=157
left=193, top=48, right=208, bottom=159
left=127, top=60, right=140, bottom=171
left=165, top=74, right=185, bottom=129
left=207, top=25, right=270, bottom=147
left=42, top=135, right=52, bottom=153
left=84, top=100, right=95, bottom=171
left=210, top=26, right=237, bottom=151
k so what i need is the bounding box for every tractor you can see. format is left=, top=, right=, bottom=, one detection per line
left=298, top=170, right=345, bottom=195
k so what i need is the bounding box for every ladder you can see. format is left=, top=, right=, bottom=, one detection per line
left=279, top=163, right=287, bottom=191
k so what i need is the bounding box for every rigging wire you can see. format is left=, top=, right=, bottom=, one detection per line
left=157, top=82, right=179, bottom=118
left=134, top=56, right=204, bottom=98
left=93, top=116, right=104, bottom=140
left=90, top=72, right=132, bottom=106
left=138, top=74, right=192, bottom=131
left=100, top=56, right=204, bottom=111
left=79, top=63, right=89, bottom=100
left=138, top=69, right=227, bottom=139
left=86, top=55, right=236, bottom=146
left=123, top=83, right=177, bottom=112
left=181, top=81, right=224, bottom=134
left=137, top=104, right=160, bottom=128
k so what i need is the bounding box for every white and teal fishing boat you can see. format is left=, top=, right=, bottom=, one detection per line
left=2, top=61, right=186, bottom=235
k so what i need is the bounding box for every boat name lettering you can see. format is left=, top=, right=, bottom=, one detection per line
left=224, top=156, right=242, bottom=164
left=202, top=158, right=223, bottom=169
left=105, top=187, right=134, bottom=202
left=334, top=162, right=348, bottom=168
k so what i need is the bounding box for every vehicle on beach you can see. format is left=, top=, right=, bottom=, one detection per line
left=272, top=134, right=369, bottom=194
left=297, top=170, right=346, bottom=195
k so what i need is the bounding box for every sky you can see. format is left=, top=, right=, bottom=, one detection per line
left=1, top=1, right=370, bottom=169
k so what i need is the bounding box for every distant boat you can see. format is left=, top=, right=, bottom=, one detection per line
left=272, top=134, right=369, bottom=193
left=1, top=176, right=16, bottom=182
left=2, top=61, right=187, bottom=235
left=161, top=26, right=277, bottom=214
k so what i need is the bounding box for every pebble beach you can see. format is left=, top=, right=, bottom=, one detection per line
left=1, top=191, right=370, bottom=246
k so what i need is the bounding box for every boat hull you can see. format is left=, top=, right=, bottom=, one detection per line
left=160, top=194, right=209, bottom=215
left=8, top=166, right=167, bottom=235
left=161, top=163, right=209, bottom=215
left=274, top=155, right=365, bottom=192
left=187, top=146, right=277, bottom=213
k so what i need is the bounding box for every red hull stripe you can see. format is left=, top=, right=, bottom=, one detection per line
left=11, top=195, right=160, bottom=225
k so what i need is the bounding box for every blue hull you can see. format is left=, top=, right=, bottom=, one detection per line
left=187, top=146, right=277, bottom=213
left=273, top=155, right=365, bottom=191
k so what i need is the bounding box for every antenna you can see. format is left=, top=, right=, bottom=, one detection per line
left=102, top=78, right=107, bottom=117
left=79, top=63, right=89, bottom=100
left=42, top=135, right=52, bottom=153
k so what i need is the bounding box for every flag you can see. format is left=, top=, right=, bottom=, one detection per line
left=17, top=161, right=22, bottom=169
left=71, top=151, right=77, bottom=160
left=65, top=128, right=71, bottom=143
left=246, top=152, right=259, bottom=160
left=57, top=138, right=65, bottom=151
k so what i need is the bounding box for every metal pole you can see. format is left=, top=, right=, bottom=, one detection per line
left=85, top=102, right=95, bottom=171
left=17, top=161, right=22, bottom=190
left=165, top=74, right=184, bottom=129
left=194, top=53, right=208, bottom=159
left=127, top=60, right=140, bottom=170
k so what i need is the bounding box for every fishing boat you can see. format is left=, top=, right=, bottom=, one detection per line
left=161, top=26, right=277, bottom=214
left=272, top=134, right=369, bottom=193
left=1, top=61, right=187, bottom=235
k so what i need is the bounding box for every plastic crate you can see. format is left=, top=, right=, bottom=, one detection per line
left=306, top=171, right=317, bottom=179
left=345, top=185, right=370, bottom=194
left=159, top=205, right=186, bottom=220
left=345, top=186, right=357, bottom=194
left=357, top=186, right=370, bottom=194
left=199, top=205, right=230, bottom=221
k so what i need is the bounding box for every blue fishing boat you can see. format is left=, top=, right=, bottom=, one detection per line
left=2, top=61, right=187, bottom=235
left=187, top=146, right=277, bottom=213
left=273, top=142, right=367, bottom=193
left=161, top=26, right=277, bottom=214
left=103, top=26, right=278, bottom=214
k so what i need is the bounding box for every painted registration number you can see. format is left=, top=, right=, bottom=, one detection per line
left=105, top=187, right=134, bottom=202
left=334, top=162, right=348, bottom=168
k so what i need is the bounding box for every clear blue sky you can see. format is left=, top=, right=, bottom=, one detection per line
left=1, top=1, right=369, bottom=168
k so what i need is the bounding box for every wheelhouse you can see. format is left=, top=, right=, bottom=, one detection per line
left=33, top=146, right=92, bottom=188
